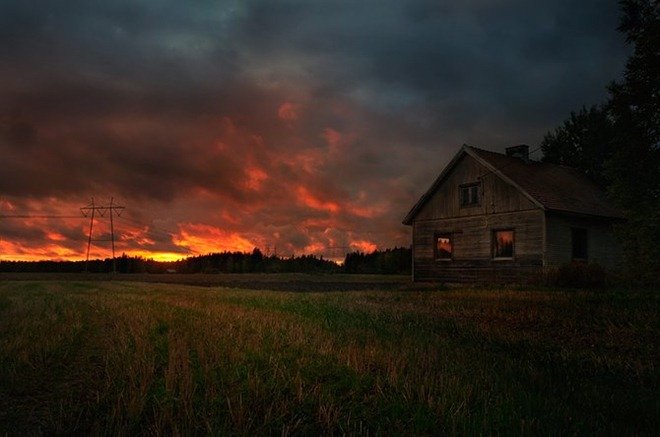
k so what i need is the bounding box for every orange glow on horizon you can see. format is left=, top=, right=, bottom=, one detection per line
left=173, top=223, right=257, bottom=255
left=0, top=240, right=188, bottom=263
left=0, top=176, right=402, bottom=261
left=350, top=239, right=378, bottom=253
left=0, top=240, right=81, bottom=262
left=302, top=242, right=326, bottom=254
left=122, top=250, right=186, bottom=262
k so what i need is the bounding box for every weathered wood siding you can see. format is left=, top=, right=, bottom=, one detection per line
left=413, top=209, right=544, bottom=282
left=414, top=154, right=537, bottom=220
left=545, top=213, right=621, bottom=268
left=411, top=153, right=545, bottom=282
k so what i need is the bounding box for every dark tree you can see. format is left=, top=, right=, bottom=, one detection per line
left=606, top=0, right=660, bottom=283
left=540, top=105, right=615, bottom=187
left=606, top=0, right=660, bottom=210
left=342, top=247, right=411, bottom=275
left=540, top=0, right=660, bottom=282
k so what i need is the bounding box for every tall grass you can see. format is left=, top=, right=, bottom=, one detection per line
left=0, top=281, right=657, bottom=435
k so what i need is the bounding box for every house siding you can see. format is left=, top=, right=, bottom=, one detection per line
left=414, top=154, right=537, bottom=221
left=545, top=213, right=621, bottom=268
left=406, top=147, right=622, bottom=282
left=413, top=209, right=544, bottom=282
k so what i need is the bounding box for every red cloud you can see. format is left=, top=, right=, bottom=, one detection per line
left=296, top=186, right=341, bottom=214
left=277, top=102, right=300, bottom=122
left=173, top=223, right=258, bottom=255
left=244, top=166, right=269, bottom=191
left=350, top=239, right=378, bottom=253
left=0, top=85, right=413, bottom=262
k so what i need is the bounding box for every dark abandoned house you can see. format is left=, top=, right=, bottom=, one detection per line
left=403, top=145, right=622, bottom=282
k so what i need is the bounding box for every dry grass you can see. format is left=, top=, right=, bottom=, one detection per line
left=0, top=280, right=657, bottom=435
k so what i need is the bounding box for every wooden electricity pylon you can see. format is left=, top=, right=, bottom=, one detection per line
left=80, top=197, right=125, bottom=273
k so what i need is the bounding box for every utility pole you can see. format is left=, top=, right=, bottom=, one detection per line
left=109, top=197, right=117, bottom=274
left=80, top=197, right=125, bottom=273
left=84, top=198, right=96, bottom=271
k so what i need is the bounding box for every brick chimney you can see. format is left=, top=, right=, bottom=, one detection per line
left=505, top=144, right=529, bottom=162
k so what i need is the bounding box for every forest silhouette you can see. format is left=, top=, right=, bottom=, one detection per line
left=0, top=247, right=412, bottom=275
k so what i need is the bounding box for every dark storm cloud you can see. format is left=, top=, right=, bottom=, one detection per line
left=0, top=0, right=629, bottom=258
left=236, top=0, right=625, bottom=118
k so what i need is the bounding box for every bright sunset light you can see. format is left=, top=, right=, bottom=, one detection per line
left=0, top=1, right=628, bottom=262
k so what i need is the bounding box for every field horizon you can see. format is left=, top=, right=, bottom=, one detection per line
left=0, top=278, right=657, bottom=435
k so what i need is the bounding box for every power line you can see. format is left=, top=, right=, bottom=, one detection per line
left=0, top=215, right=81, bottom=219
left=0, top=200, right=201, bottom=260
left=115, top=215, right=180, bottom=242
left=114, top=214, right=201, bottom=255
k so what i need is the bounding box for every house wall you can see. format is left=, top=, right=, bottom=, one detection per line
left=545, top=213, right=621, bottom=268
left=414, top=154, right=538, bottom=220
left=411, top=153, right=545, bottom=282
left=413, top=210, right=545, bottom=282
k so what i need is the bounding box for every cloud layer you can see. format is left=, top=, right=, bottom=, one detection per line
left=0, top=0, right=628, bottom=260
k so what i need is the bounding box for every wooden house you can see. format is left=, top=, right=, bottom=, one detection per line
left=403, top=145, right=622, bottom=282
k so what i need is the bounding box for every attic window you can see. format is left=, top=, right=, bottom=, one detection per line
left=434, top=234, right=453, bottom=260
left=459, top=182, right=480, bottom=207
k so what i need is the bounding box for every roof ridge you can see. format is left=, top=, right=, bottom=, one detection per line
left=403, top=145, right=622, bottom=224
left=468, top=144, right=546, bottom=164
left=464, top=144, right=497, bottom=154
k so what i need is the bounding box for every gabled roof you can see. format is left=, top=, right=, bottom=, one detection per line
left=403, top=145, right=622, bottom=225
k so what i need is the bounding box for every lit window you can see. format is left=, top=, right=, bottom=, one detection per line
left=435, top=234, right=452, bottom=260
left=493, top=230, right=514, bottom=259
left=460, top=183, right=480, bottom=207
left=572, top=228, right=587, bottom=260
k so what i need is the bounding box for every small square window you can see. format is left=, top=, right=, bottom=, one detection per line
left=493, top=230, right=514, bottom=259
left=435, top=234, right=452, bottom=260
left=460, top=183, right=480, bottom=207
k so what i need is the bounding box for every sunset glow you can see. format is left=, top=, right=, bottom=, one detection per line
left=173, top=223, right=258, bottom=256
left=121, top=251, right=185, bottom=263
left=0, top=1, right=626, bottom=263
left=350, top=240, right=378, bottom=253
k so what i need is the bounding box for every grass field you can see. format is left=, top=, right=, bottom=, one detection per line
left=0, top=279, right=657, bottom=435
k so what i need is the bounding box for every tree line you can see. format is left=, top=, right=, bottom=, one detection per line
left=0, top=247, right=412, bottom=275
left=540, top=0, right=659, bottom=284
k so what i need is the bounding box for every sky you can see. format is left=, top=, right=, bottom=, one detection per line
left=0, top=0, right=629, bottom=262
